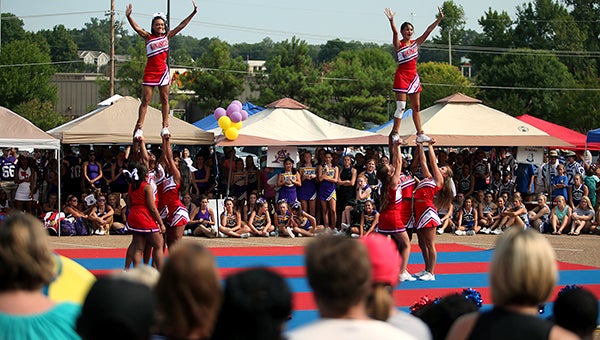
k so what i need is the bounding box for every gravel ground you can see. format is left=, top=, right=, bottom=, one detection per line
left=49, top=232, right=600, bottom=268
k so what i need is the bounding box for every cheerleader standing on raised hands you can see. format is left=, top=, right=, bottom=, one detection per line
left=384, top=6, right=443, bottom=144
left=126, top=1, right=197, bottom=139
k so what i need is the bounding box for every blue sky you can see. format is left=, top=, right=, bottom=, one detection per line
left=3, top=0, right=527, bottom=44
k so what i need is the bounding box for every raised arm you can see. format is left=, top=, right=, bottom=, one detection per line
left=384, top=8, right=400, bottom=51
left=162, top=135, right=181, bottom=183
left=125, top=4, right=151, bottom=40
left=427, top=140, right=444, bottom=187
left=167, top=0, right=198, bottom=38
left=415, top=6, right=443, bottom=46
left=390, top=139, right=404, bottom=186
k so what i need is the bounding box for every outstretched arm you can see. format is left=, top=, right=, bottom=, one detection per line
left=415, top=6, right=443, bottom=45
left=390, top=139, right=404, bottom=186
left=427, top=140, right=444, bottom=187
left=384, top=8, right=400, bottom=51
left=162, top=135, right=181, bottom=184
left=167, top=0, right=198, bottom=38
left=125, top=4, right=150, bottom=39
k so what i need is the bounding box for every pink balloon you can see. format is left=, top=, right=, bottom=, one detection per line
left=240, top=109, right=248, bottom=121
left=213, top=107, right=226, bottom=120
left=231, top=100, right=243, bottom=110
left=226, top=103, right=239, bottom=116
left=230, top=110, right=242, bottom=123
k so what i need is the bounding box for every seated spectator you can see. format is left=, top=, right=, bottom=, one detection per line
left=451, top=192, right=465, bottom=227
left=77, top=276, right=155, bottom=340
left=485, top=196, right=508, bottom=235
left=290, top=201, right=324, bottom=237
left=454, top=196, right=478, bottom=236
left=355, top=199, right=379, bottom=238
left=182, top=192, right=197, bottom=217
left=274, top=199, right=293, bottom=238
left=567, top=174, right=588, bottom=209
left=88, top=194, right=114, bottom=235
left=550, top=195, right=572, bottom=235
left=248, top=197, right=275, bottom=237
left=187, top=195, right=217, bottom=238
left=287, top=235, right=416, bottom=339
left=497, top=195, right=529, bottom=231
left=528, top=194, right=551, bottom=233
left=447, top=228, right=577, bottom=340
left=0, top=214, right=80, bottom=339
left=362, top=234, right=432, bottom=339
left=211, top=268, right=292, bottom=340
left=218, top=197, right=251, bottom=238
left=154, top=241, right=221, bottom=339
left=341, top=175, right=371, bottom=231
left=107, top=193, right=127, bottom=234
left=477, top=191, right=497, bottom=231
left=41, top=192, right=59, bottom=213
left=568, top=196, right=594, bottom=235
left=63, top=194, right=93, bottom=236
left=552, top=287, right=598, bottom=340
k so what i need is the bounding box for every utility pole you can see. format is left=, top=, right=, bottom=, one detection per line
left=448, top=28, right=452, bottom=65
left=109, top=0, right=115, bottom=96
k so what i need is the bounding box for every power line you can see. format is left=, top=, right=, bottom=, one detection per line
left=0, top=60, right=83, bottom=68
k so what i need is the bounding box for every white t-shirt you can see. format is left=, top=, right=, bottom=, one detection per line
left=287, top=318, right=417, bottom=340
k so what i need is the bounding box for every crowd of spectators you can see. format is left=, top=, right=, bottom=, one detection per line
left=1, top=144, right=599, bottom=238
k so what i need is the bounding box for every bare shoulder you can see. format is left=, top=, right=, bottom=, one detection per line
left=549, top=325, right=579, bottom=340
left=446, top=312, right=479, bottom=340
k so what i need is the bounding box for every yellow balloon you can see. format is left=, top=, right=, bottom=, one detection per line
left=231, top=121, right=243, bottom=130
left=225, top=126, right=239, bottom=140
left=218, top=116, right=232, bottom=130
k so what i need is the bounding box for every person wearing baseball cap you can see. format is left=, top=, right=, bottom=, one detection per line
left=362, top=234, right=432, bottom=339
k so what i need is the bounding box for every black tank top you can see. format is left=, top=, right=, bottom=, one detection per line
left=468, top=307, right=553, bottom=340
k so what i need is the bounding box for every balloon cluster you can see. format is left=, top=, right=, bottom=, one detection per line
left=214, top=100, right=248, bottom=141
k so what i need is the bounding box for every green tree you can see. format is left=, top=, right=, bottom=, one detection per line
left=13, top=98, right=68, bottom=131
left=418, top=62, right=476, bottom=109
left=115, top=40, right=146, bottom=98
left=431, top=1, right=466, bottom=66
left=0, top=38, right=56, bottom=109
left=312, top=48, right=395, bottom=128
left=253, top=37, right=321, bottom=105
left=0, top=13, right=27, bottom=44
left=184, top=39, right=247, bottom=114
left=476, top=51, right=575, bottom=121
left=37, top=25, right=80, bottom=72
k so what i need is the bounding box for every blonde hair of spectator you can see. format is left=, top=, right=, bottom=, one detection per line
left=114, top=265, right=160, bottom=288
left=0, top=214, right=55, bottom=291
left=490, top=228, right=557, bottom=307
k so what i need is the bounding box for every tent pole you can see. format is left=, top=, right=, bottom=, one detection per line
left=225, top=151, right=234, bottom=198
left=212, top=148, right=220, bottom=233
left=57, top=146, right=62, bottom=237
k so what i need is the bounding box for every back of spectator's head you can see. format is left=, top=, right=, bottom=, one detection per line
left=553, top=287, right=599, bottom=339
left=212, top=268, right=292, bottom=340
left=77, top=277, right=155, bottom=340
left=113, top=264, right=160, bottom=288
left=305, top=235, right=371, bottom=318
left=490, top=228, right=557, bottom=307
left=0, top=214, right=54, bottom=292
left=155, top=241, right=221, bottom=339
left=414, top=294, right=479, bottom=340
left=361, top=234, right=400, bottom=321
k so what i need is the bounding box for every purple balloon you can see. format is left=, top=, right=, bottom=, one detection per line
left=230, top=110, right=242, bottom=123
left=240, top=109, right=248, bottom=121
left=213, top=107, right=226, bottom=120
left=226, top=103, right=239, bottom=116
left=231, top=100, right=243, bottom=110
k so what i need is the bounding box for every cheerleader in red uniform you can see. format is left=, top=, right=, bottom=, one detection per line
left=376, top=135, right=414, bottom=281
left=410, top=140, right=454, bottom=281
left=159, top=134, right=190, bottom=250
left=126, top=1, right=197, bottom=139
left=124, top=162, right=165, bottom=271
left=384, top=6, right=443, bottom=144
